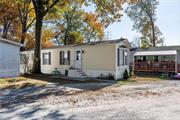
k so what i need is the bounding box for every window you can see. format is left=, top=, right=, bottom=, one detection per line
left=60, top=51, right=70, bottom=65
left=117, top=48, right=120, bottom=66
left=31, top=53, right=34, bottom=60
left=153, top=56, right=158, bottom=62
left=125, top=50, right=128, bottom=65
left=120, top=49, right=125, bottom=65
left=117, top=48, right=128, bottom=66
left=43, top=52, right=51, bottom=65
left=76, top=51, right=81, bottom=60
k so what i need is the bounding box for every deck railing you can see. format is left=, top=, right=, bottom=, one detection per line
left=178, top=64, right=180, bottom=73
left=134, top=61, right=176, bottom=72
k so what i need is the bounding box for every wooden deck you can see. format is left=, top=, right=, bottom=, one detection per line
left=178, top=64, right=180, bottom=73
left=134, top=62, right=179, bottom=73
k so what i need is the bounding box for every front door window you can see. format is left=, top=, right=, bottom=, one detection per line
left=75, top=50, right=82, bottom=69
left=76, top=51, right=81, bottom=60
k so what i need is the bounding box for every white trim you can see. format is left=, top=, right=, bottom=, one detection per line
left=134, top=50, right=177, bottom=56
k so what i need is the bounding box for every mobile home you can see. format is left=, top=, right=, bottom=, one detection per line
left=21, top=38, right=131, bottom=80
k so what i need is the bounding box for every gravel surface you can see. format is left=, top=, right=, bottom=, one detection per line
left=0, top=80, right=180, bottom=120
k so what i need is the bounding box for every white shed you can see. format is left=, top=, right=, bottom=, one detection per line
left=0, top=38, right=22, bottom=78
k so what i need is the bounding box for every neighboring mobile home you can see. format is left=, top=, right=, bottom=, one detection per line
left=20, top=38, right=131, bottom=80
left=130, top=46, right=180, bottom=74
left=0, top=38, right=22, bottom=78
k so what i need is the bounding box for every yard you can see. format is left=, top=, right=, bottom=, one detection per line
left=0, top=76, right=180, bottom=120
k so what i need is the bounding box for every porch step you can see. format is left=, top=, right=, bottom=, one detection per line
left=68, top=69, right=88, bottom=79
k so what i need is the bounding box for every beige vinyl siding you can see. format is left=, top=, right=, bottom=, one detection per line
left=82, top=43, right=116, bottom=71
left=41, top=47, right=75, bottom=73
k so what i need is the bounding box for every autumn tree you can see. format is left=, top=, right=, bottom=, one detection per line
left=125, top=0, right=164, bottom=47
left=32, top=0, right=62, bottom=73
left=0, top=0, right=18, bottom=39
left=54, top=1, right=104, bottom=44
left=17, top=0, right=36, bottom=45
left=54, top=1, right=85, bottom=45
left=83, top=13, right=104, bottom=42
left=25, top=28, right=54, bottom=50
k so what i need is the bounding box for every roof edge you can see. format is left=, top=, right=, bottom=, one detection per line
left=0, top=37, right=23, bottom=46
left=22, top=38, right=127, bottom=52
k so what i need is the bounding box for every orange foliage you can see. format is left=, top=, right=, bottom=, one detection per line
left=25, top=29, right=54, bottom=49
left=84, top=13, right=104, bottom=40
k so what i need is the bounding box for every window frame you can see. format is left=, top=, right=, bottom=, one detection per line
left=43, top=52, right=51, bottom=65
left=117, top=48, right=129, bottom=66
left=60, top=50, right=70, bottom=65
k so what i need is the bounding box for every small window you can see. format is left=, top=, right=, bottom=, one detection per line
left=117, top=48, right=128, bottom=66
left=125, top=50, right=128, bottom=65
left=43, top=52, right=51, bottom=65
left=76, top=51, right=81, bottom=60
left=60, top=51, right=70, bottom=65
left=120, top=49, right=125, bottom=65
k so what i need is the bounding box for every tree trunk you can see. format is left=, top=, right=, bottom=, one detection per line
left=2, top=22, right=9, bottom=38
left=32, top=15, right=43, bottom=73
left=151, top=20, right=156, bottom=47
left=20, top=25, right=27, bottom=51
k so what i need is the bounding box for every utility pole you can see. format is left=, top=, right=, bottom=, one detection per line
left=105, top=30, right=111, bottom=40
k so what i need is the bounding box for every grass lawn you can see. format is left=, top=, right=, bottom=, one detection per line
left=0, top=74, right=102, bottom=90
left=0, top=77, right=48, bottom=90
left=0, top=74, right=164, bottom=90
left=117, top=76, right=162, bottom=86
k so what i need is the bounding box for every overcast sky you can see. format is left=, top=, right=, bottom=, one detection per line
left=87, top=0, right=180, bottom=46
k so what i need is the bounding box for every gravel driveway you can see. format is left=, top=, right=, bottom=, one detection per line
left=0, top=80, right=180, bottom=120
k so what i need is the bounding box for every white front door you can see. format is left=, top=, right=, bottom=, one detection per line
left=75, top=48, right=82, bottom=69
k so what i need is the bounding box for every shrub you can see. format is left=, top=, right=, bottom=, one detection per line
left=160, top=74, right=169, bottom=80
left=123, top=69, right=129, bottom=80
left=108, top=73, right=115, bottom=80
left=129, top=66, right=132, bottom=77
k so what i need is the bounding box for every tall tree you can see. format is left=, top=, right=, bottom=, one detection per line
left=54, top=1, right=85, bottom=45
left=54, top=1, right=104, bottom=44
left=17, top=0, right=36, bottom=45
left=125, top=0, right=164, bottom=47
left=32, top=0, right=60, bottom=73
left=83, top=13, right=104, bottom=42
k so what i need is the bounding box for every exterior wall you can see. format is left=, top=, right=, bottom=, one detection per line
left=0, top=41, right=20, bottom=78
left=82, top=43, right=116, bottom=70
left=80, top=43, right=117, bottom=78
left=21, top=47, right=75, bottom=74
left=41, top=47, right=75, bottom=74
